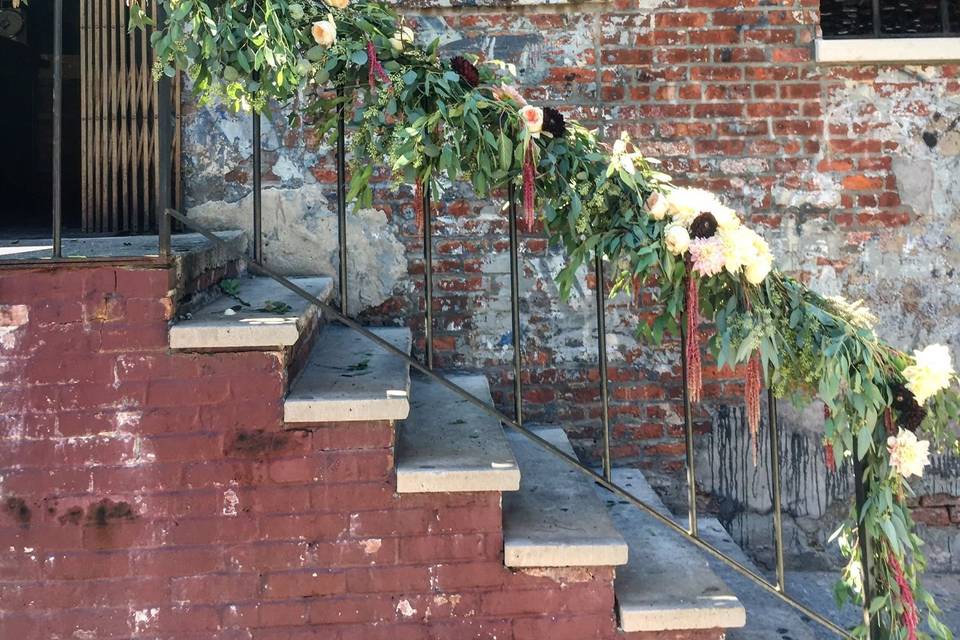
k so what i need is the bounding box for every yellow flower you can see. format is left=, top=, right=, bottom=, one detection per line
left=902, top=344, right=955, bottom=404
left=311, top=16, right=337, bottom=47
left=327, top=0, right=350, bottom=8
left=886, top=429, right=931, bottom=479
left=665, top=187, right=722, bottom=228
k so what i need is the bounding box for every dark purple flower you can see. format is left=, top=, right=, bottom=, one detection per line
left=689, top=212, right=718, bottom=239
left=450, top=55, right=480, bottom=88
left=890, top=382, right=926, bottom=432
left=542, top=106, right=566, bottom=138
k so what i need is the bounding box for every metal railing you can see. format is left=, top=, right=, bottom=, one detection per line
left=34, top=40, right=869, bottom=631
left=155, top=86, right=878, bottom=639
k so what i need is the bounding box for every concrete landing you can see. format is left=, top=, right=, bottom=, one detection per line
left=503, top=427, right=628, bottom=568
left=0, top=231, right=245, bottom=262
left=395, top=374, right=520, bottom=493
left=169, top=275, right=332, bottom=350
left=598, top=468, right=746, bottom=632
left=285, top=326, right=411, bottom=423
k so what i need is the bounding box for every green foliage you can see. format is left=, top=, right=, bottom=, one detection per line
left=132, top=2, right=959, bottom=636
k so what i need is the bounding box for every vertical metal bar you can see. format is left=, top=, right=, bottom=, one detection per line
left=854, top=454, right=880, bottom=640
left=768, top=389, right=786, bottom=592
left=941, top=0, right=951, bottom=33
left=507, top=184, right=523, bottom=425
left=52, top=0, right=63, bottom=257
left=336, top=86, right=348, bottom=315
left=679, top=323, right=699, bottom=537
left=871, top=0, right=882, bottom=37
left=156, top=32, right=172, bottom=258
left=252, top=110, right=263, bottom=264
left=422, top=183, right=434, bottom=370
left=595, top=253, right=611, bottom=482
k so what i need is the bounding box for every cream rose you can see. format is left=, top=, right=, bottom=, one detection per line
left=327, top=0, right=350, bottom=8
left=887, top=429, right=931, bottom=479
left=311, top=16, right=337, bottom=47
left=744, top=254, right=772, bottom=285
left=645, top=191, right=669, bottom=220
left=519, top=105, right=543, bottom=135
left=665, top=187, right=722, bottom=228
left=390, top=26, right=414, bottom=52
left=902, top=344, right=955, bottom=404
left=664, top=224, right=690, bottom=256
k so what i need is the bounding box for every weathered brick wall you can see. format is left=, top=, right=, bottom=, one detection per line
left=0, top=262, right=730, bottom=638
left=179, top=0, right=960, bottom=563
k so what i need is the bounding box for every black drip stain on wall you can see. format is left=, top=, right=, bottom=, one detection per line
left=5, top=497, right=31, bottom=528
left=86, top=499, right=137, bottom=527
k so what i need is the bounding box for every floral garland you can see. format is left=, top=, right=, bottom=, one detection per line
left=132, top=1, right=960, bottom=636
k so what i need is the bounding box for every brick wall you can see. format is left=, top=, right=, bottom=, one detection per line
left=0, top=262, right=730, bottom=638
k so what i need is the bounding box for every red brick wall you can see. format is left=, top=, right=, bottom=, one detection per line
left=0, top=262, right=730, bottom=638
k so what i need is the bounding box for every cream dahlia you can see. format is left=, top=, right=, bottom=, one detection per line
left=887, top=429, right=931, bottom=479
left=902, top=344, right=955, bottom=404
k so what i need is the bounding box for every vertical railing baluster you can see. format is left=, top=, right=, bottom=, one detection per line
left=871, top=0, right=882, bottom=36
left=252, top=109, right=263, bottom=264
left=854, top=454, right=879, bottom=640
left=507, top=184, right=523, bottom=424
left=680, top=323, right=699, bottom=537
left=595, top=253, right=611, bottom=481
left=336, top=86, right=348, bottom=315
left=156, top=17, right=173, bottom=259
left=422, top=181, right=434, bottom=370
left=52, top=0, right=64, bottom=258
left=768, top=389, right=786, bottom=592
left=940, top=0, right=951, bottom=34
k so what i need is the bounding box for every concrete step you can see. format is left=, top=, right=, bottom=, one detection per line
left=169, top=275, right=332, bottom=350
left=503, top=427, right=628, bottom=568
left=597, top=468, right=746, bottom=633
left=284, top=325, right=412, bottom=424
left=395, top=373, right=520, bottom=494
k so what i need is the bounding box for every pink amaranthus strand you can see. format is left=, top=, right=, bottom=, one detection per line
left=889, top=550, right=920, bottom=640
left=413, top=178, right=424, bottom=234
left=523, top=140, right=536, bottom=231
left=367, top=40, right=390, bottom=89
left=745, top=355, right=763, bottom=466
left=823, top=404, right=836, bottom=473
left=684, top=272, right=703, bottom=404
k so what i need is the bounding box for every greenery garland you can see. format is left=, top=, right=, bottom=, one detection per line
left=132, top=1, right=960, bottom=636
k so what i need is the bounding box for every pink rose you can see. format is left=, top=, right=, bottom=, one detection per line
left=492, top=84, right=527, bottom=106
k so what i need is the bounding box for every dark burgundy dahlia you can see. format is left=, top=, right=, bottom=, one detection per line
left=542, top=106, right=567, bottom=138
left=450, top=56, right=480, bottom=88
left=689, top=212, right=719, bottom=239
left=890, top=382, right=926, bottom=432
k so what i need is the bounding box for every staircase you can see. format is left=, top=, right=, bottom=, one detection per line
left=163, top=244, right=747, bottom=638
left=0, top=234, right=745, bottom=639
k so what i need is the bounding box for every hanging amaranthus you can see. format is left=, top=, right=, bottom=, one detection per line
left=684, top=272, right=702, bottom=403
left=889, top=550, right=920, bottom=640
left=523, top=140, right=536, bottom=231
left=367, top=40, right=390, bottom=88
left=745, top=354, right=763, bottom=466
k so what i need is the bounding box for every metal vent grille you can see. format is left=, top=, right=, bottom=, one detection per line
left=820, top=0, right=960, bottom=38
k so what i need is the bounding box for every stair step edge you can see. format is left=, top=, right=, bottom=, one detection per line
left=395, top=374, right=520, bottom=494
left=284, top=326, right=412, bottom=424
left=503, top=426, right=628, bottom=568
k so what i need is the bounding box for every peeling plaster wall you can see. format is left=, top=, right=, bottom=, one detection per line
left=179, top=0, right=960, bottom=567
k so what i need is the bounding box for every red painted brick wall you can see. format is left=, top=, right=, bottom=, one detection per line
left=0, top=263, right=730, bottom=638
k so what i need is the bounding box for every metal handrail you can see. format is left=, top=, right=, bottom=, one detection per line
left=152, top=81, right=868, bottom=639
left=165, top=207, right=854, bottom=639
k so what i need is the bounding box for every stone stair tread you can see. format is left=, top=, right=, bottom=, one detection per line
left=503, top=427, right=628, bottom=568
left=169, top=275, right=332, bottom=350
left=395, top=374, right=520, bottom=493
left=284, top=325, right=412, bottom=423
left=598, top=468, right=746, bottom=633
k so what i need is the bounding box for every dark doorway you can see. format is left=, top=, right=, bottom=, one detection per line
left=0, top=0, right=81, bottom=238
